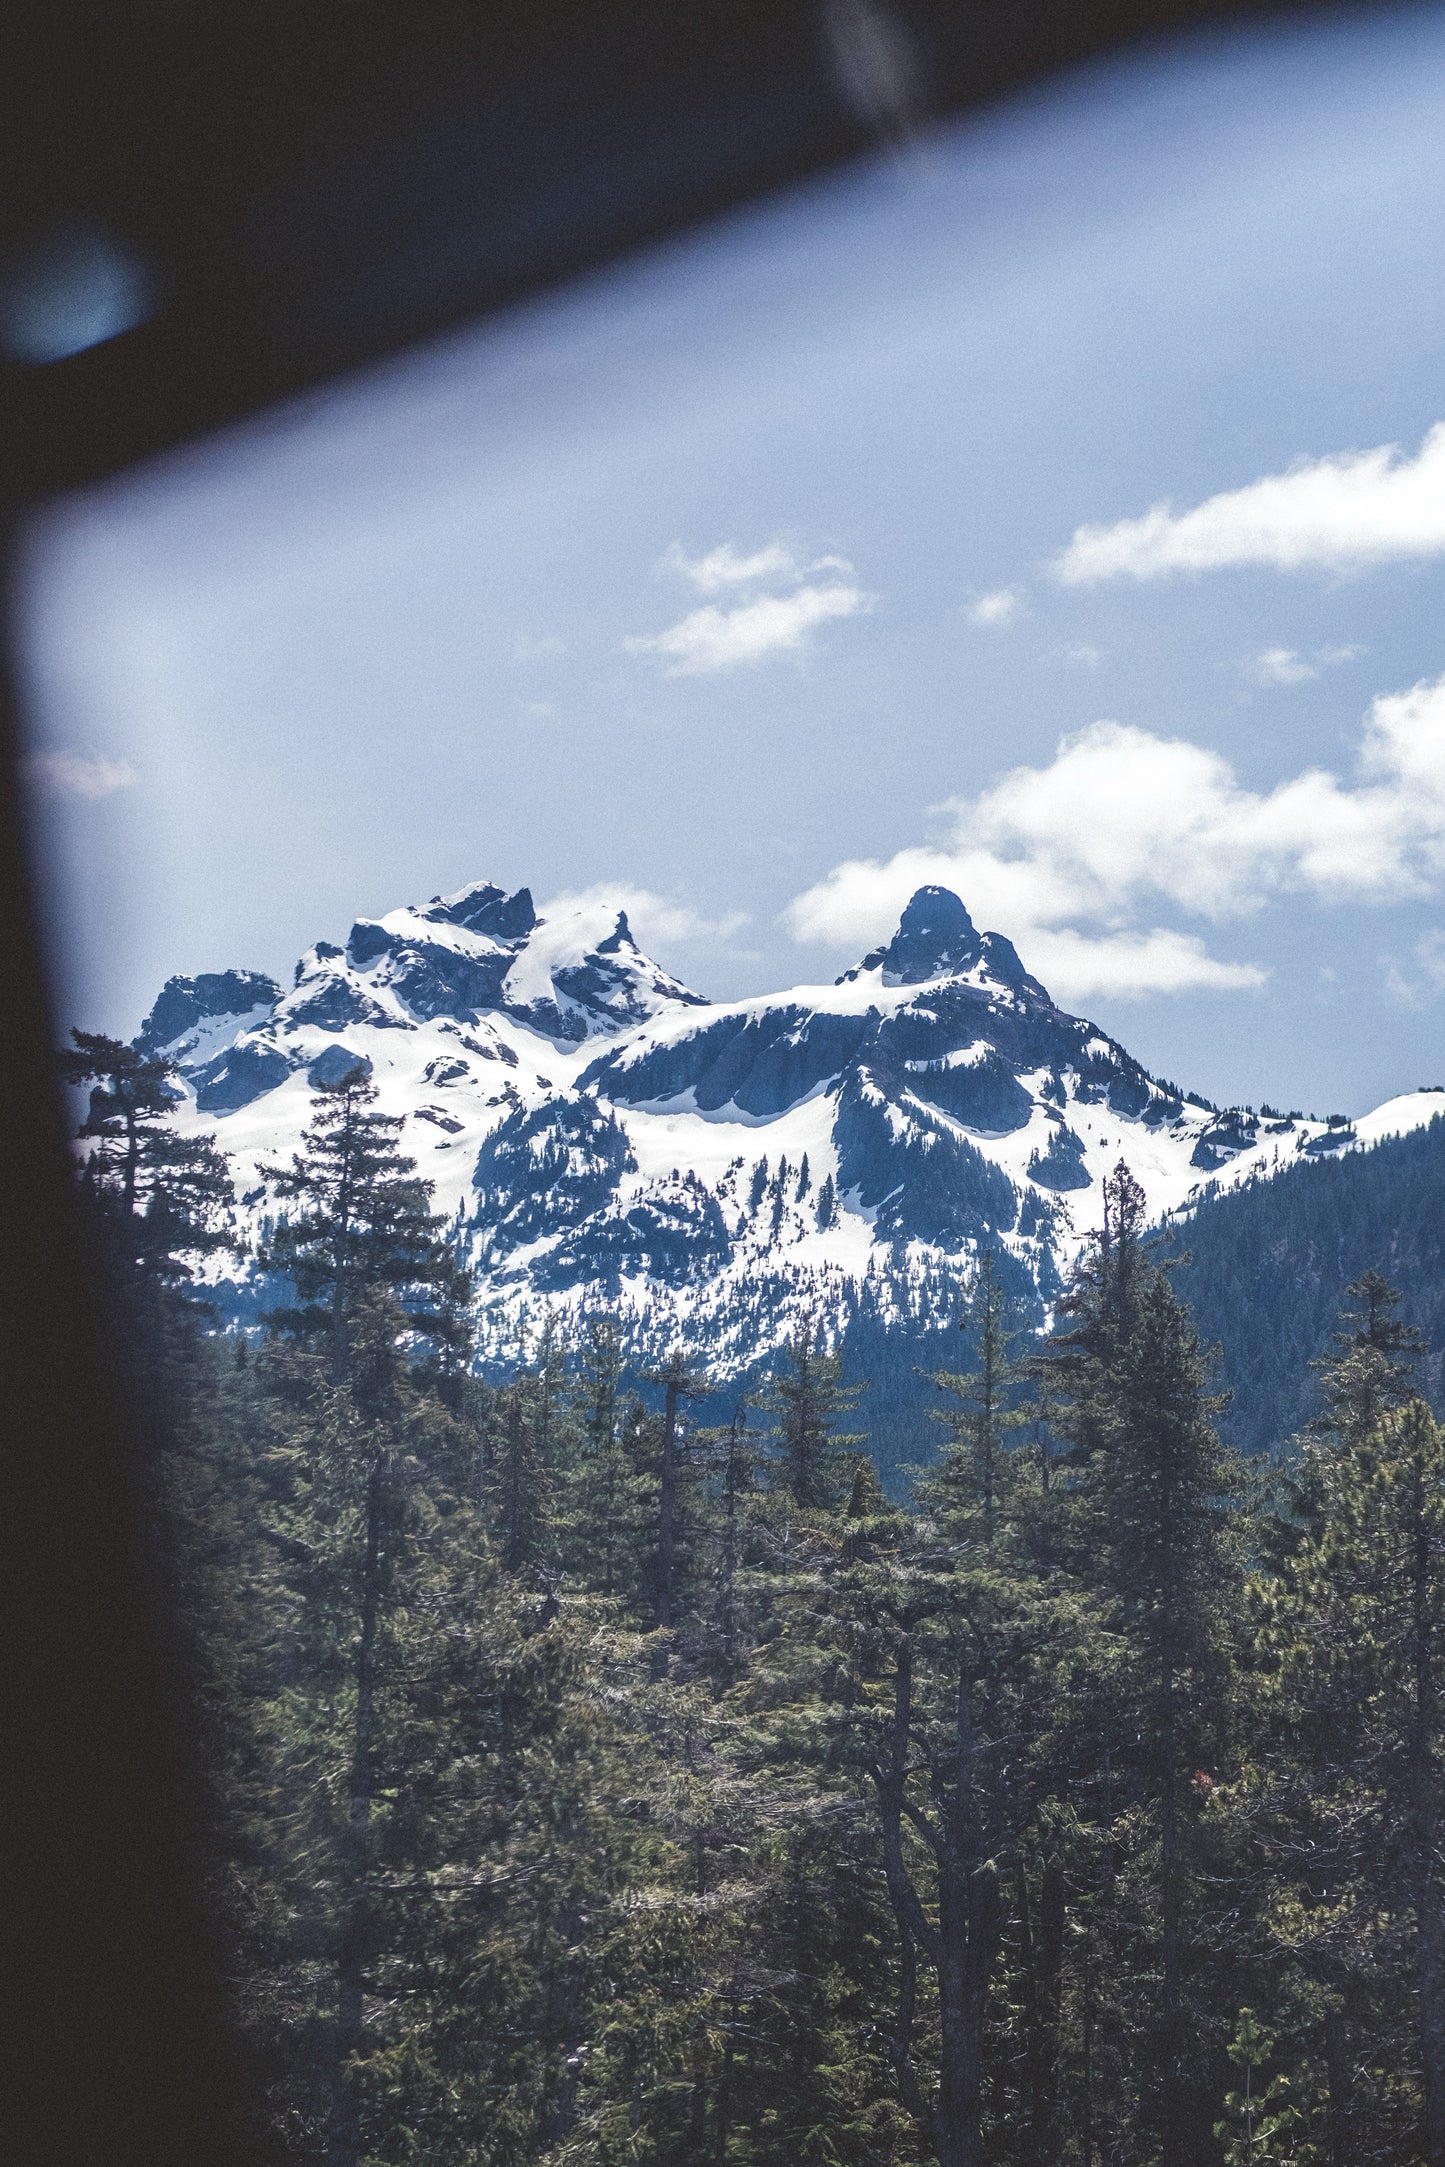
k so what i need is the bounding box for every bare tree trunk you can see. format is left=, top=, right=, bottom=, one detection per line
left=1081, top=1914, right=1096, bottom=2167
left=656, top=1374, right=681, bottom=1629
left=1157, top=1414, right=1188, bottom=2163
left=890, top=1919, right=930, bottom=2129
left=873, top=1637, right=1002, bottom=2167
left=329, top=1462, right=382, bottom=2167
left=1017, top=1857, right=1065, bottom=2164
left=1323, top=2008, right=1353, bottom=2167
left=502, top=1389, right=527, bottom=1571
left=122, top=1097, right=139, bottom=1217
left=1411, top=1439, right=1445, bottom=2166
left=1160, top=1743, right=1184, bottom=2151
left=328, top=1117, right=358, bottom=1387
left=934, top=1877, right=998, bottom=2167
left=1016, top=1860, right=1042, bottom=2141
left=1418, top=1848, right=1445, bottom=2167
left=937, top=1671, right=1000, bottom=2167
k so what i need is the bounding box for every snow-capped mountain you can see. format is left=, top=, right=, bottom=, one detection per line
left=147, top=876, right=1444, bottom=1369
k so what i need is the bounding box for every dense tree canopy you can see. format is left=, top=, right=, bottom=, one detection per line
left=64, top=1056, right=1445, bottom=2167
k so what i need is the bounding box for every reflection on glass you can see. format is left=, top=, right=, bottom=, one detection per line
left=22, top=12, right=1445, bottom=2165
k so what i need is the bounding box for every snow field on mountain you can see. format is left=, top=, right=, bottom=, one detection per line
left=141, top=878, right=1445, bottom=1364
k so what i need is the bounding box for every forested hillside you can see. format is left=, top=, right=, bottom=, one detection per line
left=64, top=1030, right=1445, bottom=2167
left=1168, top=1113, right=1445, bottom=1456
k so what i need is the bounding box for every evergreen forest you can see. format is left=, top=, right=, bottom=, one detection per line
left=62, top=1031, right=1445, bottom=2167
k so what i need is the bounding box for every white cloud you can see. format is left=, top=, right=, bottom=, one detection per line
left=1026, top=926, right=1265, bottom=998
left=967, top=586, right=1021, bottom=628
left=783, top=671, right=1445, bottom=1001
left=1065, top=643, right=1102, bottom=668
left=539, top=882, right=749, bottom=952
left=630, top=536, right=870, bottom=674
left=1056, top=422, right=1445, bottom=583
left=663, top=540, right=852, bottom=593
left=25, top=748, right=136, bottom=801
left=1251, top=647, right=1318, bottom=686
left=783, top=841, right=1264, bottom=1000
left=1248, top=643, right=1364, bottom=686
left=626, top=581, right=869, bottom=675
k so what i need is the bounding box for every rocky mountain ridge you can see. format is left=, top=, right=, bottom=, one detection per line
left=144, top=876, right=1443, bottom=1370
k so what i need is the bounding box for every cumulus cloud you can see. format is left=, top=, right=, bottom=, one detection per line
left=663, top=540, right=852, bottom=593
left=1056, top=422, right=1445, bottom=583
left=783, top=671, right=1445, bottom=1001
left=628, top=538, right=869, bottom=674
left=539, top=882, right=749, bottom=952
left=25, top=748, right=136, bottom=801
left=784, top=841, right=1264, bottom=999
left=966, top=586, right=1021, bottom=628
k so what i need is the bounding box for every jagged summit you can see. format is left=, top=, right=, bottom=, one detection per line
left=856, top=885, right=981, bottom=984
left=137, top=969, right=283, bottom=1059
left=839, top=885, right=1051, bottom=1001
left=423, top=880, right=538, bottom=941
left=142, top=879, right=704, bottom=1115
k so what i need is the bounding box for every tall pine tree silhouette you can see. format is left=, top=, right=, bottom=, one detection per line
left=260, top=1072, right=470, bottom=2167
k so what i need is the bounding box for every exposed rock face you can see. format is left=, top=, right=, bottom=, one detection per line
left=144, top=878, right=1407, bottom=1371
left=138, top=969, right=282, bottom=1056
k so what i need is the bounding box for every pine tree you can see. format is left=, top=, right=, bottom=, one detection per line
left=485, top=1368, right=557, bottom=1574
left=59, top=1027, right=235, bottom=1280
left=928, top=1248, right=1027, bottom=1545
left=1256, top=1386, right=1445, bottom=2165
left=764, top=1325, right=867, bottom=1512
left=61, top=1027, right=182, bottom=1215
left=564, top=1313, right=654, bottom=1614
left=257, top=1073, right=472, bottom=2166
left=840, top=1304, right=1088, bottom=2167
left=260, top=1071, right=465, bottom=1385
left=76, top=1045, right=1445, bottom=2167
left=641, top=1348, right=710, bottom=1631
left=687, top=1399, right=768, bottom=1683
left=1051, top=1165, right=1244, bottom=2164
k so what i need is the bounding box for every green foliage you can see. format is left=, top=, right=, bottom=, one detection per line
left=259, top=1073, right=469, bottom=1384
left=923, top=1245, right=1029, bottom=1544
left=60, top=1026, right=235, bottom=1278
left=58, top=1039, right=1445, bottom=2167
left=763, top=1325, right=868, bottom=1511
left=1167, top=1115, right=1445, bottom=1456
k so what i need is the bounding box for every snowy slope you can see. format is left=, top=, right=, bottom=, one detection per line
left=147, top=879, right=1444, bottom=1368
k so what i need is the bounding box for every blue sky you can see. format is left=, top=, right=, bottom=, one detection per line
left=19, top=2, right=1445, bottom=1115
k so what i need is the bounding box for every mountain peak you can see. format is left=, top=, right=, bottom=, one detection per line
left=145, top=860, right=1414, bottom=1384
left=136, top=968, right=282, bottom=1055
left=426, top=881, right=537, bottom=941
left=836, top=887, right=1053, bottom=1001
left=848, top=885, right=984, bottom=986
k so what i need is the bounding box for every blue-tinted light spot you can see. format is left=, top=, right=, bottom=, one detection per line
left=0, top=223, right=156, bottom=365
